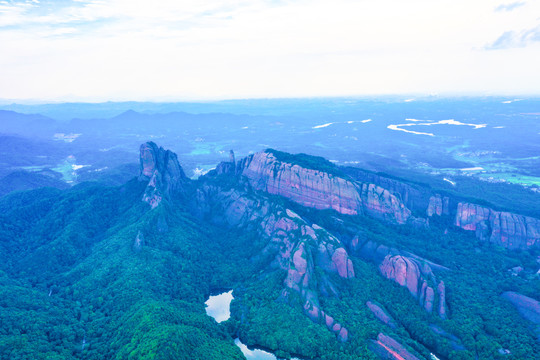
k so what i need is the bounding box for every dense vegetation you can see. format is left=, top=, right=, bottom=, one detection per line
left=0, top=160, right=538, bottom=359
left=0, top=181, right=251, bottom=359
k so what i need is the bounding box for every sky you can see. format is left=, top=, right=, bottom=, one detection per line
left=0, top=0, right=539, bottom=101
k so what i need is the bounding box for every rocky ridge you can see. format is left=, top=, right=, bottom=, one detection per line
left=379, top=255, right=447, bottom=319
left=236, top=151, right=413, bottom=224
left=192, top=182, right=354, bottom=341
left=137, top=145, right=456, bottom=344
left=455, top=202, right=540, bottom=249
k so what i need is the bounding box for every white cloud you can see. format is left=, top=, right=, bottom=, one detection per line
left=495, top=2, right=526, bottom=12
left=0, top=0, right=539, bottom=101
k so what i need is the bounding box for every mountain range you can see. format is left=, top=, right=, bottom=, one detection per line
left=0, top=141, right=538, bottom=359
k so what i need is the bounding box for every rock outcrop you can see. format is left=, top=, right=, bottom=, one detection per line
left=237, top=150, right=412, bottom=224
left=427, top=195, right=450, bottom=217
left=379, top=255, right=447, bottom=319
left=455, top=203, right=540, bottom=249
left=501, top=291, right=540, bottom=341
left=193, top=183, right=354, bottom=341
left=138, top=142, right=187, bottom=208
left=368, top=333, right=422, bottom=360
left=366, top=301, right=397, bottom=329
left=343, top=167, right=432, bottom=215
left=429, top=325, right=465, bottom=351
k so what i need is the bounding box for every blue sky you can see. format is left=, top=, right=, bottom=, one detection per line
left=0, top=0, right=539, bottom=101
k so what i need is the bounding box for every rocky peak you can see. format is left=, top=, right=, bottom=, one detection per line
left=138, top=142, right=186, bottom=208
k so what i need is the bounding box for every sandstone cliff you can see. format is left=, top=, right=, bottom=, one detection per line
left=427, top=194, right=450, bottom=217
left=348, top=235, right=448, bottom=319
left=237, top=150, right=412, bottom=224
left=379, top=255, right=447, bottom=319
left=138, top=142, right=186, bottom=208
left=455, top=202, right=540, bottom=249
left=344, top=167, right=432, bottom=215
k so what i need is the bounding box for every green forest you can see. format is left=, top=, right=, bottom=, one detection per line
left=0, top=161, right=538, bottom=359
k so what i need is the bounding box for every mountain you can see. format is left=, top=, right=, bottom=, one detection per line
left=0, top=142, right=538, bottom=359
left=0, top=170, right=69, bottom=196
left=0, top=110, right=57, bottom=138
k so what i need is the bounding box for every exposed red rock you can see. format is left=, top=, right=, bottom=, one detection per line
left=237, top=151, right=412, bottom=224
left=379, top=255, right=421, bottom=297
left=368, top=333, right=421, bottom=360
left=437, top=281, right=447, bottom=319
left=193, top=181, right=354, bottom=341
left=379, top=254, right=446, bottom=319
left=455, top=202, right=540, bottom=249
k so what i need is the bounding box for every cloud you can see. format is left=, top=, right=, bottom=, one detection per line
left=495, top=2, right=526, bottom=12
left=2, top=0, right=540, bottom=100
left=485, top=24, right=540, bottom=49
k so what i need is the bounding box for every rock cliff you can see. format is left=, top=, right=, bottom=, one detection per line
left=427, top=195, right=450, bottom=217
left=368, top=333, right=422, bottom=360
left=138, top=142, right=187, bottom=208
left=344, top=167, right=432, bottom=215
left=237, top=150, right=412, bottom=224
left=379, top=255, right=447, bottom=319
left=455, top=202, right=540, bottom=249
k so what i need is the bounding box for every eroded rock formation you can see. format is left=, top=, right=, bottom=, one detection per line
left=455, top=203, right=540, bottom=249
left=379, top=255, right=447, bottom=319
left=501, top=292, right=540, bottom=326
left=368, top=333, right=422, bottom=360
left=138, top=142, right=186, bottom=208
left=237, top=151, right=412, bottom=224
left=427, top=194, right=450, bottom=217
left=193, top=183, right=354, bottom=341
left=366, top=301, right=397, bottom=329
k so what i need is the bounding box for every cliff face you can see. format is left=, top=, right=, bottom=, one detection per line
left=427, top=194, right=450, bottom=217
left=237, top=151, right=412, bottom=224
left=455, top=203, right=540, bottom=249
left=138, top=142, right=187, bottom=208
left=344, top=167, right=432, bottom=215
left=379, top=255, right=447, bottom=319
left=349, top=234, right=448, bottom=320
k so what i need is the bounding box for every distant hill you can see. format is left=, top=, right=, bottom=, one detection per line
left=0, top=110, right=57, bottom=138
left=0, top=170, right=69, bottom=197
